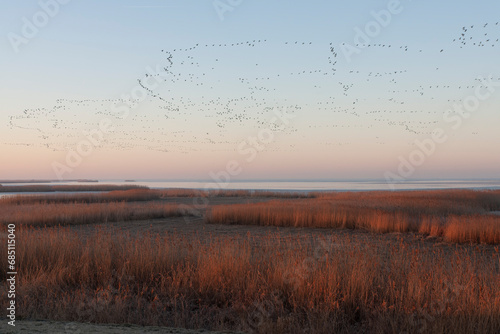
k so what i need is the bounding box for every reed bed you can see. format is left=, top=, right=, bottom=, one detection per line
left=158, top=188, right=311, bottom=198
left=1, top=189, right=163, bottom=205
left=0, top=201, right=190, bottom=227
left=1, top=188, right=310, bottom=205
left=0, top=184, right=147, bottom=193
left=206, top=190, right=500, bottom=244
left=0, top=228, right=498, bottom=333
left=311, top=189, right=500, bottom=214
left=159, top=188, right=253, bottom=197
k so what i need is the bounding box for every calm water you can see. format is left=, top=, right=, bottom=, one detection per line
left=1, top=180, right=500, bottom=198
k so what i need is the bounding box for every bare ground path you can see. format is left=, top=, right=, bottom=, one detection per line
left=0, top=320, right=243, bottom=334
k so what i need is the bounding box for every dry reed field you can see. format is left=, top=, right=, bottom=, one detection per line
left=0, top=227, right=498, bottom=334
left=2, top=188, right=500, bottom=333
left=206, top=189, right=500, bottom=244
left=1, top=189, right=163, bottom=205
left=0, top=188, right=309, bottom=205
left=158, top=189, right=311, bottom=199
left=0, top=184, right=146, bottom=193
left=0, top=188, right=293, bottom=228
left=0, top=188, right=303, bottom=228
left=0, top=201, right=190, bottom=227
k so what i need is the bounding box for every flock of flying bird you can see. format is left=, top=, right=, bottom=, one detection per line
left=454, top=22, right=500, bottom=48
left=5, top=22, right=500, bottom=154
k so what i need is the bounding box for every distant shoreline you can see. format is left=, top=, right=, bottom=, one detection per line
left=2, top=180, right=500, bottom=193
left=0, top=179, right=99, bottom=184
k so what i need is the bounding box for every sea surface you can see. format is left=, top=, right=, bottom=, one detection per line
left=1, top=180, right=500, bottom=198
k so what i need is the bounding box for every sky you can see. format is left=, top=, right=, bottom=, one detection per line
left=1, top=0, right=499, bottom=181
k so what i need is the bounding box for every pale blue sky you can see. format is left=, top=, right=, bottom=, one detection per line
left=1, top=0, right=499, bottom=180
